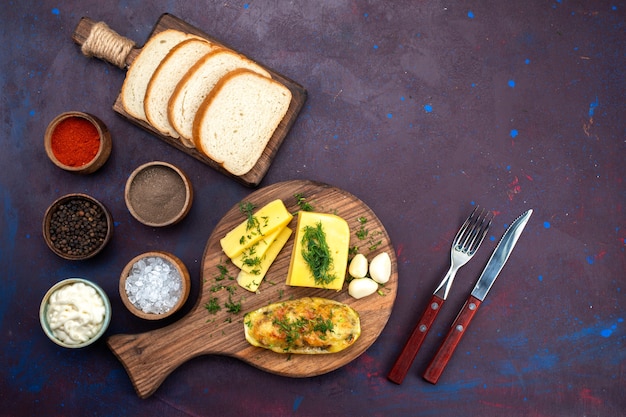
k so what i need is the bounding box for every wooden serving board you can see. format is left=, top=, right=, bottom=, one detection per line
left=107, top=180, right=398, bottom=398
left=72, top=13, right=307, bottom=187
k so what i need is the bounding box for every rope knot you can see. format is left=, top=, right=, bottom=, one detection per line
left=81, top=22, right=135, bottom=69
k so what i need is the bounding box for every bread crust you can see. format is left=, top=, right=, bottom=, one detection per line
left=192, top=68, right=292, bottom=176
left=168, top=49, right=271, bottom=147
left=144, top=38, right=217, bottom=138
left=121, top=29, right=191, bottom=121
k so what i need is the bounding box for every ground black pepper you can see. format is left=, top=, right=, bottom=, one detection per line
left=127, top=165, right=187, bottom=225
left=48, top=198, right=108, bottom=257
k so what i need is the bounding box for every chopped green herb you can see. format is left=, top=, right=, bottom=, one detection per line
left=238, top=201, right=264, bottom=244
left=225, top=295, right=242, bottom=314
left=369, top=239, right=383, bottom=251
left=301, top=222, right=336, bottom=286
left=354, top=216, right=384, bottom=251
left=312, top=317, right=334, bottom=339
left=294, top=193, right=314, bottom=212
left=216, top=264, right=234, bottom=281
left=272, top=314, right=335, bottom=351
left=204, top=297, right=221, bottom=314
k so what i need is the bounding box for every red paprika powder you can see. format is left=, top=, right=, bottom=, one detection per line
left=50, top=116, right=100, bottom=167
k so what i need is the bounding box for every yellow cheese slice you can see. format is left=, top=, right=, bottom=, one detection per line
left=286, top=211, right=350, bottom=290
left=231, top=226, right=283, bottom=274
left=237, top=227, right=292, bottom=292
left=220, top=199, right=293, bottom=259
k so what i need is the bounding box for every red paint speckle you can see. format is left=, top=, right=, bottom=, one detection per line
left=507, top=176, right=522, bottom=200
left=579, top=387, right=603, bottom=406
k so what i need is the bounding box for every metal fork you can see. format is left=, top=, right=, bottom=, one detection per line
left=387, top=206, right=492, bottom=384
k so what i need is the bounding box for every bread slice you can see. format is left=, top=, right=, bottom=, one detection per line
left=121, top=29, right=192, bottom=121
left=168, top=49, right=271, bottom=147
left=144, top=38, right=218, bottom=138
left=193, top=69, right=292, bottom=176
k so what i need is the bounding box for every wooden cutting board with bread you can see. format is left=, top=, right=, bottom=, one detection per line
left=72, top=13, right=307, bottom=187
left=106, top=180, right=398, bottom=398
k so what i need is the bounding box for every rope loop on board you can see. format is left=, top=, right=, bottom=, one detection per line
left=81, top=21, right=135, bottom=69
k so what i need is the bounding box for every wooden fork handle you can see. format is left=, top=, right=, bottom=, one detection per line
left=387, top=294, right=445, bottom=384
left=423, top=295, right=482, bottom=384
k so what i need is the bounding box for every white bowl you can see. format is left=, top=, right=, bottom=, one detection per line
left=40, top=278, right=111, bottom=348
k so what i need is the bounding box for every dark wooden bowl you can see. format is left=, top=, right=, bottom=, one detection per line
left=42, top=193, right=113, bottom=260
left=119, top=251, right=191, bottom=320
left=44, top=111, right=112, bottom=174
left=124, top=161, right=193, bottom=227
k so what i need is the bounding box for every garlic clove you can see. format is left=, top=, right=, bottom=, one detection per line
left=369, top=252, right=391, bottom=284
left=348, top=253, right=368, bottom=278
left=348, top=278, right=379, bottom=299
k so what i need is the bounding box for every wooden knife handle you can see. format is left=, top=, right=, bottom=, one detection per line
left=387, top=294, right=445, bottom=384
left=422, top=295, right=482, bottom=384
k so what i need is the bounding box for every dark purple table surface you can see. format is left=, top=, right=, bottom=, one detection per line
left=1, top=1, right=624, bottom=416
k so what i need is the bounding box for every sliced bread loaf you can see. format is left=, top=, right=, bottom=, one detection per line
left=168, top=49, right=271, bottom=147
left=121, top=29, right=192, bottom=121
left=144, top=38, right=218, bottom=138
left=193, top=69, right=292, bottom=176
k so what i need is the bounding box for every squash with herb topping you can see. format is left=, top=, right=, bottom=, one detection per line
left=243, top=297, right=361, bottom=354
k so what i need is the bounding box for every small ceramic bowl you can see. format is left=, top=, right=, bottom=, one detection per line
left=42, top=193, right=113, bottom=260
left=44, top=111, right=112, bottom=174
left=124, top=161, right=193, bottom=227
left=40, top=278, right=111, bottom=348
left=119, top=251, right=191, bottom=320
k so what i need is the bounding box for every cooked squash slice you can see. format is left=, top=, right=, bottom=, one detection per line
left=243, top=297, right=360, bottom=354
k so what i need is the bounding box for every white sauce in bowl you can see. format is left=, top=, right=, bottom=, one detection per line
left=46, top=282, right=106, bottom=345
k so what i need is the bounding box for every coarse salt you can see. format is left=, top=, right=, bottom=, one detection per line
left=125, top=256, right=182, bottom=314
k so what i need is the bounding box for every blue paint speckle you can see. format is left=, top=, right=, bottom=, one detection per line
left=29, top=110, right=36, bottom=117
left=387, top=113, right=393, bottom=119
left=586, top=256, right=595, bottom=265
left=424, top=104, right=433, bottom=113
left=506, top=165, right=511, bottom=171
left=243, top=3, right=250, bottom=9
left=490, top=235, right=496, bottom=241
left=510, top=129, right=519, bottom=138
left=588, top=96, right=599, bottom=117
left=543, top=221, right=551, bottom=229
left=525, top=58, right=531, bottom=65
left=468, top=10, right=475, bottom=19
left=400, top=96, right=405, bottom=101
left=600, top=328, right=612, bottom=338
left=373, top=44, right=379, bottom=50
left=471, top=82, right=477, bottom=88
left=508, top=79, right=516, bottom=88
left=538, top=275, right=543, bottom=282
left=52, top=8, right=60, bottom=15
left=293, top=396, right=304, bottom=411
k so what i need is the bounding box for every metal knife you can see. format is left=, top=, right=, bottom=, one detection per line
left=422, top=208, right=533, bottom=384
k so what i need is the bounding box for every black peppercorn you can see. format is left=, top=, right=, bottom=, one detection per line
left=47, top=198, right=108, bottom=257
